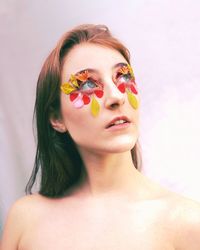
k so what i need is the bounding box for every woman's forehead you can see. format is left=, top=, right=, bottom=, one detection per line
left=62, top=43, right=128, bottom=79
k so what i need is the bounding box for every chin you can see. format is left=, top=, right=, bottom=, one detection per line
left=106, top=143, right=135, bottom=153
left=96, top=136, right=137, bottom=154
left=76, top=133, right=138, bottom=155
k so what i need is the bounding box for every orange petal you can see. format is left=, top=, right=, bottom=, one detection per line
left=76, top=70, right=89, bottom=82
left=119, top=65, right=129, bottom=74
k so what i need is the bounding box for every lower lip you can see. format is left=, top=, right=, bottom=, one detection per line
left=106, top=122, right=131, bottom=131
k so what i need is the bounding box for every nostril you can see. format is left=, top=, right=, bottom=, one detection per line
left=110, top=103, right=119, bottom=109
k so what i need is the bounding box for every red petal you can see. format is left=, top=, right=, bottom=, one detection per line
left=82, top=94, right=90, bottom=105
left=94, top=90, right=104, bottom=98
left=130, top=84, right=138, bottom=94
left=118, top=83, right=125, bottom=93
left=70, top=93, right=78, bottom=102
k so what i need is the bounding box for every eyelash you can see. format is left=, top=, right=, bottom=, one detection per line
left=77, top=69, right=133, bottom=91
left=79, top=78, right=100, bottom=92
left=115, top=72, right=132, bottom=83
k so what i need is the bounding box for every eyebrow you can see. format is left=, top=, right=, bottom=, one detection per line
left=74, top=62, right=128, bottom=76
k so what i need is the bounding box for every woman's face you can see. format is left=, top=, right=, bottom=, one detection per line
left=58, top=43, right=140, bottom=154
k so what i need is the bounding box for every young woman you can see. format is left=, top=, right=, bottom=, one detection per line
left=1, top=24, right=200, bottom=250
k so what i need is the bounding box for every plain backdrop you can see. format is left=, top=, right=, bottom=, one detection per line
left=1, top=0, right=200, bottom=235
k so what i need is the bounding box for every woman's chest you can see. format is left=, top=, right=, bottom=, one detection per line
left=19, top=201, right=175, bottom=250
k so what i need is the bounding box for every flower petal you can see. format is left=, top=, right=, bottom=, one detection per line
left=73, top=93, right=84, bottom=108
left=118, top=83, right=126, bottom=93
left=127, top=90, right=139, bottom=109
left=127, top=64, right=135, bottom=78
left=83, top=94, right=90, bottom=105
left=119, top=65, right=129, bottom=75
left=94, top=90, right=104, bottom=98
left=130, top=84, right=138, bottom=95
left=70, top=93, right=79, bottom=102
left=70, top=74, right=79, bottom=87
left=91, top=96, right=100, bottom=117
left=61, top=83, right=76, bottom=94
left=76, top=70, right=89, bottom=82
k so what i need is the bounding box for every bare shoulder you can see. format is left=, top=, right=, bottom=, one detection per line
left=1, top=193, right=48, bottom=250
left=168, top=192, right=200, bottom=226
left=166, top=192, right=200, bottom=249
left=144, top=175, right=200, bottom=249
left=4, top=193, right=49, bottom=222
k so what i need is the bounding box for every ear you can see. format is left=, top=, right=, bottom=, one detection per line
left=50, top=118, right=67, bottom=133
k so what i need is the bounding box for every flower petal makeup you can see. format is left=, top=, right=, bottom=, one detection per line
left=115, top=64, right=139, bottom=110
left=61, top=70, right=104, bottom=117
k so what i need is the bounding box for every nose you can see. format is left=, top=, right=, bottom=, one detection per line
left=104, top=82, right=125, bottom=110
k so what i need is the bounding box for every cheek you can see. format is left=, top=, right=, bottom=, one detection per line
left=68, top=90, right=104, bottom=117
left=60, top=93, right=99, bottom=136
left=60, top=93, right=89, bottom=121
left=60, top=102, right=99, bottom=147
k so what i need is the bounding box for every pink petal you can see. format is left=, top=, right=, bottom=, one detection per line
left=72, top=93, right=84, bottom=108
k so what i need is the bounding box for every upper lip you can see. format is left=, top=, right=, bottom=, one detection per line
left=105, top=115, right=131, bottom=129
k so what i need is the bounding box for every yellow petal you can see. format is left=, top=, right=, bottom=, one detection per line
left=60, top=83, right=76, bottom=94
left=127, top=90, right=139, bottom=109
left=70, top=74, right=79, bottom=87
left=128, top=64, right=135, bottom=78
left=91, top=96, right=100, bottom=117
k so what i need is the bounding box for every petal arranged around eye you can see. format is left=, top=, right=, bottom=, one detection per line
left=118, top=83, right=126, bottom=93
left=76, top=71, right=89, bottom=82
left=118, top=64, right=135, bottom=79
left=91, top=96, right=100, bottom=117
left=82, top=94, right=91, bottom=105
left=69, top=92, right=79, bottom=102
left=127, top=64, right=135, bottom=78
left=94, top=90, right=104, bottom=98
left=130, top=84, right=138, bottom=95
left=118, top=65, right=129, bottom=75
left=70, top=74, right=79, bottom=87
left=127, top=90, right=139, bottom=109
left=61, top=83, right=76, bottom=94
left=72, top=93, right=84, bottom=108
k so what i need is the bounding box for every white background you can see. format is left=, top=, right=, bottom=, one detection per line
left=1, top=0, right=200, bottom=234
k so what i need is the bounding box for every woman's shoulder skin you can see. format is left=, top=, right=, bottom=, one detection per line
left=1, top=189, right=200, bottom=250
left=132, top=174, right=200, bottom=249
left=148, top=180, right=200, bottom=249
left=167, top=192, right=200, bottom=249
left=147, top=177, right=200, bottom=249
left=1, top=194, right=45, bottom=250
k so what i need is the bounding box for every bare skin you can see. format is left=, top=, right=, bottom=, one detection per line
left=2, top=44, right=200, bottom=249
left=2, top=166, right=200, bottom=250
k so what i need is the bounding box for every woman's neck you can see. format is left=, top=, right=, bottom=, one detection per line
left=75, top=149, right=142, bottom=200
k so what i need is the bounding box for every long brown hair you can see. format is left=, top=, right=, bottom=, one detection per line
left=25, top=24, right=142, bottom=197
